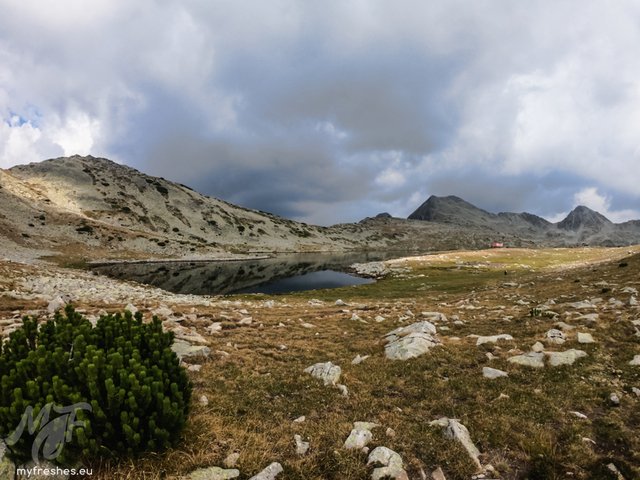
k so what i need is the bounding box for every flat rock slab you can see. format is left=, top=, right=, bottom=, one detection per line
left=383, top=321, right=440, bottom=361
left=189, top=466, right=240, bottom=480
left=483, top=367, right=508, bottom=379
left=508, top=351, right=545, bottom=368
left=546, top=349, right=587, bottom=367
left=476, top=334, right=513, bottom=346
left=304, top=362, right=342, bottom=385
left=577, top=332, right=595, bottom=344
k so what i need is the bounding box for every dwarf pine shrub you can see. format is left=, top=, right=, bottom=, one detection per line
left=0, top=305, right=192, bottom=464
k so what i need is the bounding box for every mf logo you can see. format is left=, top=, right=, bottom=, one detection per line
left=4, top=402, right=92, bottom=463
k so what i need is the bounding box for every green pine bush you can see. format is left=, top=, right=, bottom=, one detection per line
left=0, top=305, right=192, bottom=464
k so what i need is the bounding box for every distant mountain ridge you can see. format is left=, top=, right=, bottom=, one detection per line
left=408, top=195, right=640, bottom=246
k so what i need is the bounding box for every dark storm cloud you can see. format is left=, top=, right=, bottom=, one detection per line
left=1, top=1, right=640, bottom=224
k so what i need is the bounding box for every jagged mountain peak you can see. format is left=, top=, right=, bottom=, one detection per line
left=557, top=205, right=612, bottom=231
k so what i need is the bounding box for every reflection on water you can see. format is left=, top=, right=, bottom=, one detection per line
left=92, top=251, right=404, bottom=295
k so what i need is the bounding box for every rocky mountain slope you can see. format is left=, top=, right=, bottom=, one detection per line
left=408, top=195, right=640, bottom=247
left=1, top=156, right=638, bottom=264
left=1, top=156, right=399, bottom=261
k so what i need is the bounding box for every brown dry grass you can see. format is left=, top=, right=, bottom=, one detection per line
left=3, top=247, right=640, bottom=479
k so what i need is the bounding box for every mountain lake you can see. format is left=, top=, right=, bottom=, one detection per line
left=91, top=251, right=411, bottom=296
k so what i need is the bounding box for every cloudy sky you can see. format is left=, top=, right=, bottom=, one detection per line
left=1, top=1, right=639, bottom=225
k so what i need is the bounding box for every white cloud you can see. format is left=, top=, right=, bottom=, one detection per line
left=572, top=187, right=639, bottom=223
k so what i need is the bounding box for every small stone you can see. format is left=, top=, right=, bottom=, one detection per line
left=630, top=296, right=638, bottom=306
left=545, top=329, right=566, bottom=345
left=606, top=463, right=626, bottom=480
left=367, top=446, right=409, bottom=480
left=375, top=315, right=386, bottom=323
left=632, top=387, right=640, bottom=397
left=335, top=299, right=346, bottom=306
left=248, top=462, right=283, bottom=480
left=569, top=411, right=587, bottom=419
left=429, top=417, right=482, bottom=470
left=188, top=466, right=240, bottom=480
left=610, top=392, right=621, bottom=405
left=337, top=384, right=349, bottom=397
left=352, top=354, right=370, bottom=365
left=386, top=427, right=396, bottom=438
left=293, top=416, right=306, bottom=423
left=577, top=332, right=595, bottom=344
left=224, top=452, right=240, bottom=468
left=431, top=467, right=447, bottom=480
left=482, top=367, right=508, bottom=379
left=188, top=364, right=202, bottom=372
left=199, top=395, right=209, bottom=406
left=294, top=434, right=310, bottom=455
left=304, top=362, right=342, bottom=386
left=629, top=355, right=640, bottom=366
left=205, top=322, right=223, bottom=334
left=531, top=341, right=545, bottom=352
left=343, top=427, right=373, bottom=450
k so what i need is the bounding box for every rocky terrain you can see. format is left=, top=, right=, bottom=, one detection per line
left=1, top=246, right=639, bottom=479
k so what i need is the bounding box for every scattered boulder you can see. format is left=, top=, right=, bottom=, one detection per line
left=482, top=367, right=508, bottom=379
left=508, top=352, right=545, bottom=368
left=383, top=321, right=440, bottom=361
left=188, top=466, right=240, bottom=480
left=367, top=446, right=409, bottom=480
left=429, top=418, right=482, bottom=470
left=304, top=362, right=342, bottom=386
left=545, top=349, right=587, bottom=367
left=248, top=462, right=283, bottom=480
left=476, top=334, right=513, bottom=346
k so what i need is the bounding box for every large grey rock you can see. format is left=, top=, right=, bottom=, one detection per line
left=429, top=418, right=482, bottom=470
left=248, top=462, right=283, bottom=480
left=383, top=321, right=440, bottom=361
left=367, top=446, right=409, bottom=480
left=475, top=334, right=513, bottom=346
left=507, top=351, right=545, bottom=368
left=304, top=362, right=342, bottom=386
left=188, top=466, right=240, bottom=480
left=546, top=349, right=587, bottom=367
left=171, top=340, right=211, bottom=361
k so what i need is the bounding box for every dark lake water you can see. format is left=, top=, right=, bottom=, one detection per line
left=92, top=251, right=405, bottom=296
